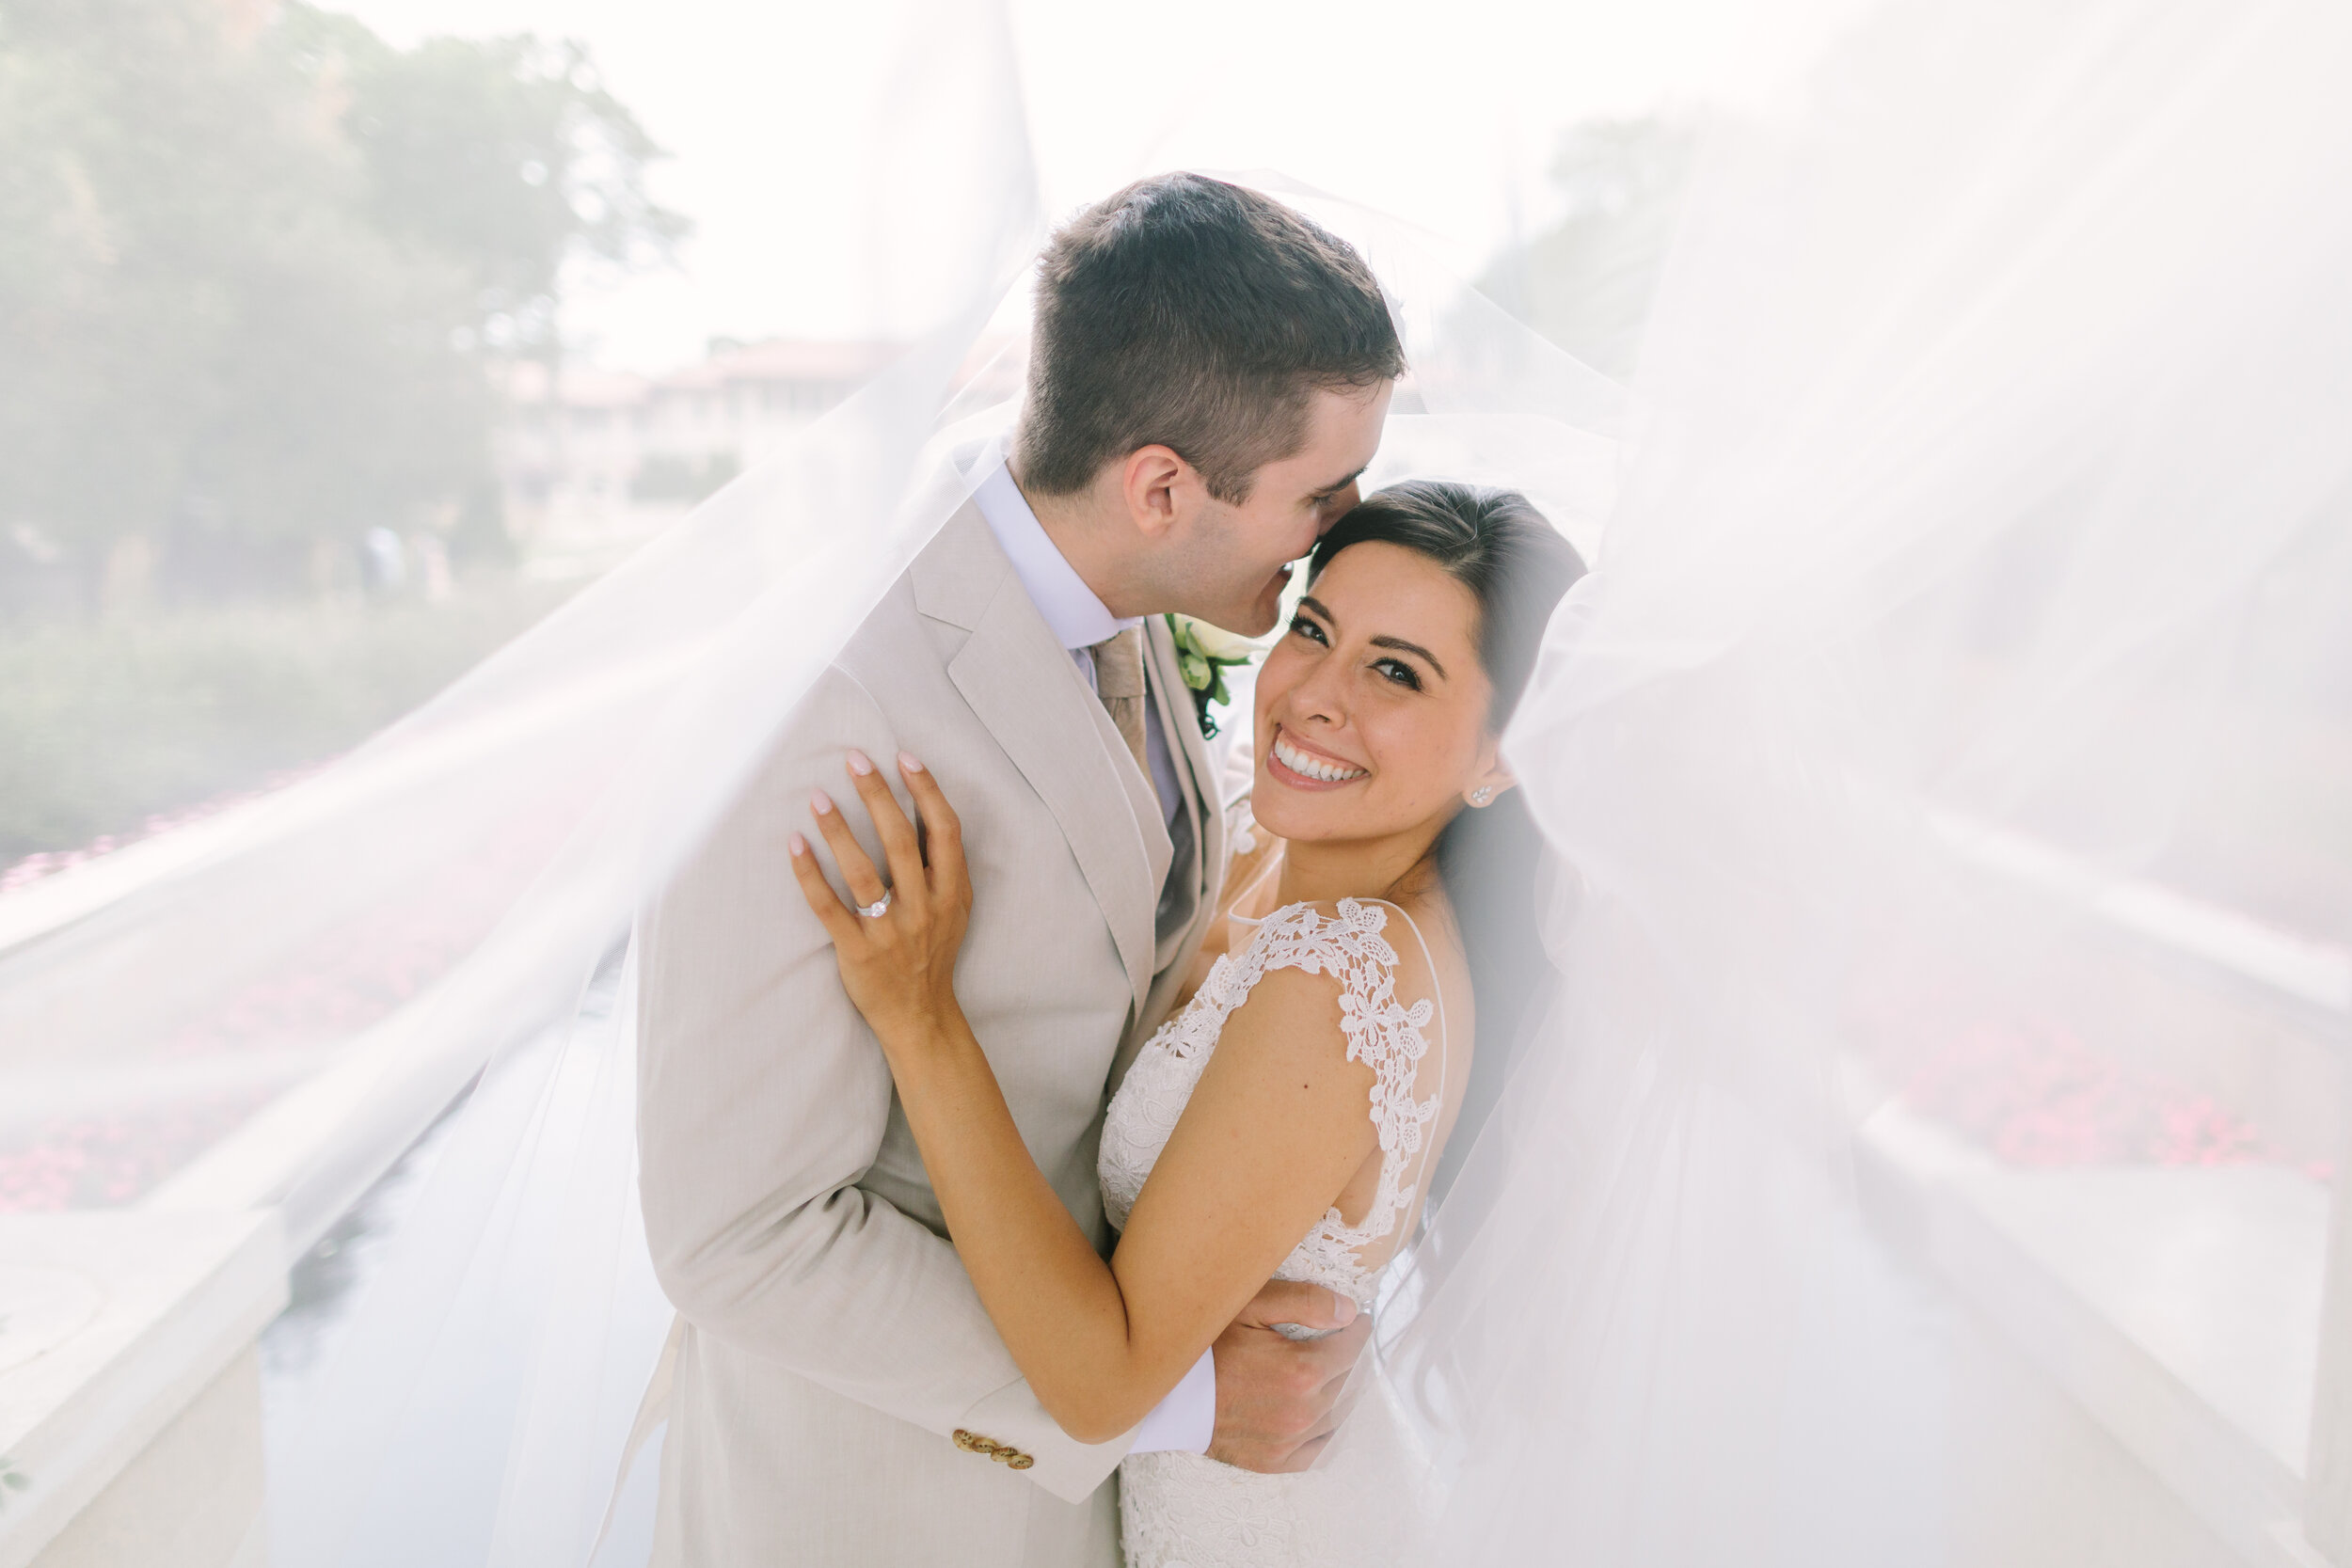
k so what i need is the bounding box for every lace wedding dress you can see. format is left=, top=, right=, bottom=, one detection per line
left=1101, top=894, right=1448, bottom=1568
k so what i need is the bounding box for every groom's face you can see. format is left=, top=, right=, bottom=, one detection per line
left=1182, top=381, right=1392, bottom=636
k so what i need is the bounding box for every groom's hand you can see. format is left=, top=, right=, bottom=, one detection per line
left=1204, top=1280, right=1370, bottom=1474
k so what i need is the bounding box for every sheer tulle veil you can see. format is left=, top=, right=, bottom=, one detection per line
left=1388, top=1, right=2352, bottom=1563
left=6, top=0, right=2349, bottom=1561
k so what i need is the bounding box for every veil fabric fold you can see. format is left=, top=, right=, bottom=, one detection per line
left=1390, top=1, right=2352, bottom=1562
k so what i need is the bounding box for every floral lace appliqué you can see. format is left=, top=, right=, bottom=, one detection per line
left=1099, top=897, right=1439, bottom=1307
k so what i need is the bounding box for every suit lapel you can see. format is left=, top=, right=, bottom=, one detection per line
left=919, top=507, right=1160, bottom=1021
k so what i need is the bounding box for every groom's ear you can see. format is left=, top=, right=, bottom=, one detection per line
left=1120, top=444, right=1200, bottom=543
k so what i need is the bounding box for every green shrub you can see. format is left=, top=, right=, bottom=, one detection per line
left=0, top=577, right=569, bottom=861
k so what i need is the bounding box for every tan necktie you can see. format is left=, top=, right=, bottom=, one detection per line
left=1089, top=626, right=1150, bottom=773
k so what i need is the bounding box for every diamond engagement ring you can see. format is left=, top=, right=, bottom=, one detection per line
left=858, top=888, right=894, bottom=919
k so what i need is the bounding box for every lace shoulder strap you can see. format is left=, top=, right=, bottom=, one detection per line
left=1225, top=897, right=1445, bottom=1251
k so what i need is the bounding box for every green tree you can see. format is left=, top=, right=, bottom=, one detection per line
left=1483, top=119, right=1694, bottom=381
left=288, top=12, right=691, bottom=563
left=0, top=0, right=683, bottom=611
left=275, top=7, right=687, bottom=362
left=0, top=0, right=480, bottom=604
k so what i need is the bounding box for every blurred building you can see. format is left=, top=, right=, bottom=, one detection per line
left=498, top=339, right=899, bottom=577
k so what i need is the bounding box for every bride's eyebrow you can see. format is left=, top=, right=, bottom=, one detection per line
left=1370, top=635, right=1446, bottom=679
left=1299, top=596, right=1449, bottom=680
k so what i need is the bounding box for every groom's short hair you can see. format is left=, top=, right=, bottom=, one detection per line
left=1017, top=174, right=1403, bottom=504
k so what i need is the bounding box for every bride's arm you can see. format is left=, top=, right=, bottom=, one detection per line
left=793, top=752, right=1379, bottom=1444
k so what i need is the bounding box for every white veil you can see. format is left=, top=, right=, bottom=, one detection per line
left=7, top=0, right=2349, bottom=1563
left=1386, top=0, right=2352, bottom=1563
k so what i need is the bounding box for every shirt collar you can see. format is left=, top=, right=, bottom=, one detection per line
left=968, top=438, right=1140, bottom=651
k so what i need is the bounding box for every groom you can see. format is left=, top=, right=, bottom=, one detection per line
left=637, top=173, right=1403, bottom=1566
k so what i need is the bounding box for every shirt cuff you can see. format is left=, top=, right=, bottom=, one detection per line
left=1126, top=1349, right=1216, bottom=1455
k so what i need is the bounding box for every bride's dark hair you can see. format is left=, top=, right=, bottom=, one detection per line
left=1306, top=479, right=1586, bottom=1199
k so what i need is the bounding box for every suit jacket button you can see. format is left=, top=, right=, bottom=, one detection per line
left=1005, top=1452, right=1035, bottom=1470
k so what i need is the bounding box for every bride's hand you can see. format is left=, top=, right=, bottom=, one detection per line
left=789, top=749, right=972, bottom=1045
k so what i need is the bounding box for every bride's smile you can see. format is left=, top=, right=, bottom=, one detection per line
left=1265, top=726, right=1366, bottom=786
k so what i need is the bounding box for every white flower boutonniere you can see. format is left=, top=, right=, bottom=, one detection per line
left=1166, top=613, right=1261, bottom=739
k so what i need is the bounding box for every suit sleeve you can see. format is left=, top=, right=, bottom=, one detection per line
left=635, top=662, right=1133, bottom=1501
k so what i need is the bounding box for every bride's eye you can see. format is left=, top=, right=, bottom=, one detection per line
left=1289, top=614, right=1329, bottom=645
left=1374, top=657, right=1423, bottom=691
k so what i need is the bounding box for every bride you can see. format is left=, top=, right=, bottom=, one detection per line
left=790, top=478, right=1585, bottom=1566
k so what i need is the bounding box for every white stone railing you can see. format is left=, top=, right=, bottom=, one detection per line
left=0, top=1212, right=283, bottom=1568
left=0, top=659, right=684, bottom=1568
left=1867, top=810, right=2352, bottom=1567
left=0, top=969, right=560, bottom=1567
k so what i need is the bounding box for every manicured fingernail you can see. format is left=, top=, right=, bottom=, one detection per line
left=898, top=752, right=924, bottom=773
left=810, top=788, right=834, bottom=815
left=1334, top=1297, right=1359, bottom=1324
left=788, top=832, right=807, bottom=855
left=846, top=749, right=873, bottom=776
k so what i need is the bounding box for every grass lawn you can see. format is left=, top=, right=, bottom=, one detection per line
left=0, top=578, right=575, bottom=863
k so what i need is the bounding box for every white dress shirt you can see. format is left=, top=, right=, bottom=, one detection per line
left=967, top=446, right=1216, bottom=1458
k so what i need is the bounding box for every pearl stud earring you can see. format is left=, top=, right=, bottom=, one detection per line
left=1470, top=785, right=1494, bottom=804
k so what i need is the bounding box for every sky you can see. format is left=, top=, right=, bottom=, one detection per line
left=338, top=0, right=1861, bottom=372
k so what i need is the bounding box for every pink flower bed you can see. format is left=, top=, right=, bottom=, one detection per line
left=0, top=1090, right=277, bottom=1212
left=0, top=767, right=602, bottom=1213
left=0, top=760, right=336, bottom=895
left=1897, top=1015, right=2325, bottom=1176
left=159, top=805, right=581, bottom=1060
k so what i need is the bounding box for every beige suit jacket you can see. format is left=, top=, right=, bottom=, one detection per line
left=637, top=501, right=1226, bottom=1567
